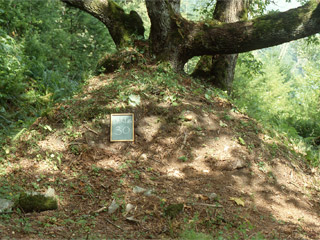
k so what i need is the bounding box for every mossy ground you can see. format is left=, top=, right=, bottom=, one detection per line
left=0, top=65, right=319, bottom=239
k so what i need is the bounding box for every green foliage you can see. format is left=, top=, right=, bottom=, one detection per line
left=0, top=28, right=27, bottom=117
left=0, top=0, right=115, bottom=145
left=119, top=0, right=150, bottom=38
left=236, top=53, right=264, bottom=79
left=233, top=37, right=320, bottom=166
left=180, top=230, right=213, bottom=240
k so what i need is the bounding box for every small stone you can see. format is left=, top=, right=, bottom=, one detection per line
left=0, top=198, right=14, bottom=213
left=108, top=199, right=119, bottom=214
left=125, top=204, right=135, bottom=214
left=233, top=159, right=247, bottom=170
left=45, top=187, right=56, bottom=198
left=144, top=189, right=153, bottom=196
left=208, top=193, right=218, bottom=201
left=139, top=153, right=148, bottom=160
left=133, top=186, right=146, bottom=194
left=184, top=114, right=193, bottom=121
left=18, top=192, right=58, bottom=212
left=126, top=216, right=140, bottom=223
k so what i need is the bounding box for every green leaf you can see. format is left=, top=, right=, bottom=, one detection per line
left=172, top=102, right=179, bottom=106
left=204, top=93, right=211, bottom=100
left=178, top=156, right=188, bottom=162
left=44, top=125, right=52, bottom=132
left=128, top=94, right=141, bottom=107
left=219, top=120, right=228, bottom=127
left=238, top=137, right=246, bottom=145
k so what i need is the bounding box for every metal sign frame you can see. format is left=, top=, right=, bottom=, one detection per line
left=110, top=113, right=134, bottom=142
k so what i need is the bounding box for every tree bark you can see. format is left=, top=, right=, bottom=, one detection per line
left=184, top=1, right=320, bottom=56
left=144, top=0, right=320, bottom=71
left=192, top=0, right=249, bottom=92
left=145, top=0, right=185, bottom=70
left=61, top=0, right=144, bottom=48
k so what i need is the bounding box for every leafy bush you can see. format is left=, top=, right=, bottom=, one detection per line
left=0, top=0, right=115, bottom=144
left=233, top=39, right=320, bottom=166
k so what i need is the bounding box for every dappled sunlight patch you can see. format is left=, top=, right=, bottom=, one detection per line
left=162, top=136, right=178, bottom=145
left=166, top=167, right=185, bottom=178
left=96, top=158, right=121, bottom=170
left=18, top=158, right=36, bottom=169
left=260, top=194, right=320, bottom=230
left=15, top=157, right=60, bottom=177
left=136, top=116, right=162, bottom=142
left=156, top=102, right=172, bottom=109
left=208, top=136, right=244, bottom=160
left=86, top=76, right=114, bottom=92
left=187, top=161, right=211, bottom=174
left=38, top=135, right=66, bottom=152
left=36, top=159, right=60, bottom=173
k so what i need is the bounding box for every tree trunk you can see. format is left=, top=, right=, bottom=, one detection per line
left=61, top=0, right=144, bottom=48
left=192, top=0, right=249, bottom=92
left=145, top=0, right=186, bottom=70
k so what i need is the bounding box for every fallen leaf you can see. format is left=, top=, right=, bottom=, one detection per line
left=128, top=94, right=141, bottom=107
left=125, top=204, right=135, bottom=214
left=219, top=120, right=228, bottom=127
left=184, top=205, right=192, bottom=210
left=126, top=216, right=140, bottom=223
left=145, top=210, right=153, bottom=215
left=108, top=199, right=119, bottom=214
left=238, top=137, right=246, bottom=145
left=229, top=197, right=245, bottom=207
left=195, top=194, right=209, bottom=201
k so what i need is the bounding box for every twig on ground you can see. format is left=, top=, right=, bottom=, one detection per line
left=68, top=141, right=84, bottom=146
left=106, top=218, right=124, bottom=230
left=180, top=131, right=188, bottom=150
left=94, top=206, right=107, bottom=213
left=84, top=125, right=98, bottom=135
left=189, top=203, right=223, bottom=208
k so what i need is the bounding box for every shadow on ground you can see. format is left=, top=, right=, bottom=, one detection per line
left=0, top=71, right=319, bottom=239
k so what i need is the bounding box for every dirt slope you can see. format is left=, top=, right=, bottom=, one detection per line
left=1, top=67, right=319, bottom=239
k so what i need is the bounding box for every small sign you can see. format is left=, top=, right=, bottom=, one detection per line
left=110, top=113, right=134, bottom=142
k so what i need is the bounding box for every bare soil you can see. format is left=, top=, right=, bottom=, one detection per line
left=1, top=70, right=319, bottom=239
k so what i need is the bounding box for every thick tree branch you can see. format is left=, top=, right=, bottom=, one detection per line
left=185, top=0, right=320, bottom=58
left=192, top=0, right=249, bottom=92
left=61, top=0, right=144, bottom=48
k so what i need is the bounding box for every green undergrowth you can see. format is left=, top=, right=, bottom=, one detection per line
left=0, top=0, right=114, bottom=147
left=0, top=63, right=228, bottom=159
left=233, top=46, right=320, bottom=168
left=180, top=215, right=267, bottom=240
left=1, top=62, right=316, bottom=170
left=43, top=62, right=228, bottom=124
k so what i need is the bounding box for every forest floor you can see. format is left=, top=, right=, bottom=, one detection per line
left=0, top=66, right=320, bottom=239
